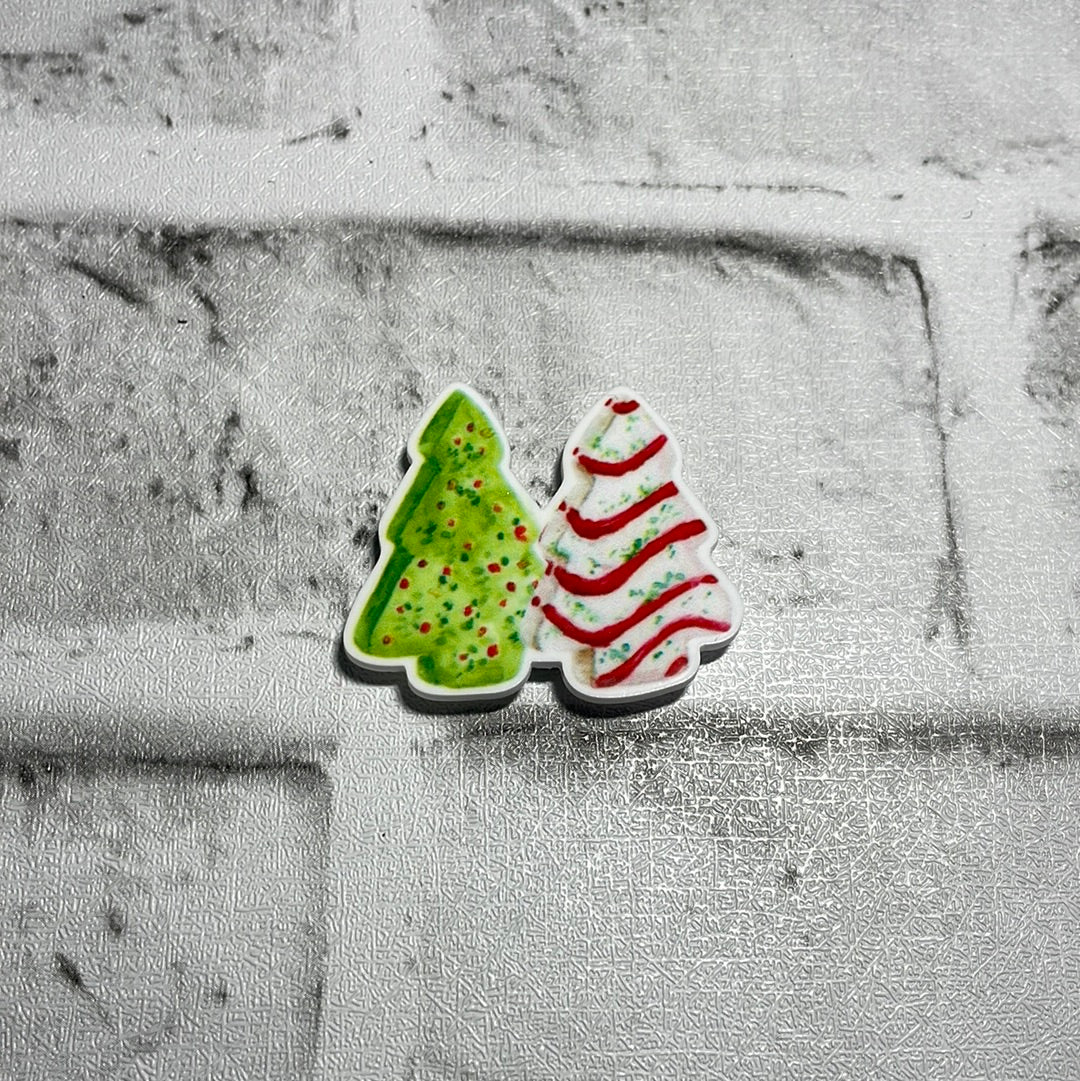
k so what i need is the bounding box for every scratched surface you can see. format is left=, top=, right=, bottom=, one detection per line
left=0, top=758, right=328, bottom=1080
left=0, top=223, right=962, bottom=716
left=1, top=220, right=1079, bottom=1078
left=401, top=716, right=1080, bottom=1080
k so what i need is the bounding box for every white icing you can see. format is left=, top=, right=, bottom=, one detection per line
left=589, top=579, right=734, bottom=682
left=537, top=547, right=734, bottom=647
left=576, top=404, right=661, bottom=463
left=549, top=487, right=692, bottom=578
left=571, top=448, right=679, bottom=519
left=535, top=389, right=741, bottom=699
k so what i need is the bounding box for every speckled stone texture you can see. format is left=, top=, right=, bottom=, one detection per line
left=0, top=758, right=328, bottom=1080
left=3, top=1, right=1080, bottom=175
left=0, top=222, right=962, bottom=715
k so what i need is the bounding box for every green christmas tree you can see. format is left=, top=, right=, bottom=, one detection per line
left=345, top=386, right=544, bottom=699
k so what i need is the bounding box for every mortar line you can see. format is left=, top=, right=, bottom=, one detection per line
left=895, top=255, right=973, bottom=653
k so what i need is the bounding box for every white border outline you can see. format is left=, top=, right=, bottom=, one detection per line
left=530, top=387, right=743, bottom=707
left=341, top=382, right=545, bottom=705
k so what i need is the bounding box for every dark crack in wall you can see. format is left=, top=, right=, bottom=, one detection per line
left=0, top=755, right=329, bottom=1079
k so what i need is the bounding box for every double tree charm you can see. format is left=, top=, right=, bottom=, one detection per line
left=343, top=385, right=741, bottom=707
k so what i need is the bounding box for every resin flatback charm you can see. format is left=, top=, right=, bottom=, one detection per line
left=530, top=389, right=741, bottom=704
left=344, top=385, right=544, bottom=703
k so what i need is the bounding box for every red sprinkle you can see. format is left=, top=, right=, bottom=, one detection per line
left=531, top=596, right=541, bottom=607
left=464, top=606, right=473, bottom=616
left=463, top=542, right=472, bottom=550
left=499, top=599, right=507, bottom=607
left=487, top=644, right=499, bottom=657
left=453, top=438, right=461, bottom=445
left=487, top=563, right=500, bottom=573
left=514, top=525, right=527, bottom=541
left=382, top=635, right=392, bottom=645
left=506, top=582, right=516, bottom=592
left=447, top=518, right=455, bottom=527
left=467, top=423, right=474, bottom=432
left=417, top=559, right=427, bottom=568
left=442, top=566, right=452, bottom=576
left=458, top=653, right=467, bottom=661
left=493, top=503, right=503, bottom=513
left=395, top=606, right=404, bottom=614
left=478, top=626, right=487, bottom=636
left=399, top=578, right=409, bottom=589
left=559, top=501, right=567, bottom=511
left=473, top=479, right=482, bottom=489
left=419, top=622, right=431, bottom=634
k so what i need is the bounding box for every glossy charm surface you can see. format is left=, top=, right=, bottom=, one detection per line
left=344, top=385, right=544, bottom=702
left=529, top=389, right=741, bottom=704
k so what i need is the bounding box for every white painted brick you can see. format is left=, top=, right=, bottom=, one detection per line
left=0, top=0, right=359, bottom=134
left=0, top=222, right=959, bottom=747
left=3, top=2, right=1079, bottom=179
left=397, top=722, right=1080, bottom=1079
left=936, top=229, right=1080, bottom=715
left=0, top=759, right=327, bottom=1079
left=422, top=0, right=1080, bottom=180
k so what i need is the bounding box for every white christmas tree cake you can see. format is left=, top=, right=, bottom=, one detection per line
left=344, top=385, right=544, bottom=702
left=530, top=390, right=741, bottom=702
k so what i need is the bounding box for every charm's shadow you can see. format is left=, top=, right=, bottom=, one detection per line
left=333, top=637, right=738, bottom=722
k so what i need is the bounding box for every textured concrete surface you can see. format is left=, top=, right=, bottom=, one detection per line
left=0, top=221, right=966, bottom=717
left=2, top=0, right=1080, bottom=177
left=401, top=717, right=1080, bottom=1080
left=0, top=757, right=328, bottom=1080
left=424, top=0, right=1080, bottom=180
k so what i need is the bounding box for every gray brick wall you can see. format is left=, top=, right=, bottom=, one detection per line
left=1, top=3, right=1079, bottom=1079
left=0, top=759, right=327, bottom=1080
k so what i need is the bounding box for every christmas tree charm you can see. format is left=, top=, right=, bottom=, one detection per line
left=530, top=390, right=741, bottom=704
left=344, top=385, right=544, bottom=703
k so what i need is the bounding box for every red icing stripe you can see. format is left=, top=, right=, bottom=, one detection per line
left=610, top=399, right=639, bottom=414
left=552, top=519, right=707, bottom=596
left=541, top=574, right=719, bottom=647
left=576, top=433, right=667, bottom=477
left=594, top=616, right=732, bottom=688
left=564, top=481, right=679, bottom=540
